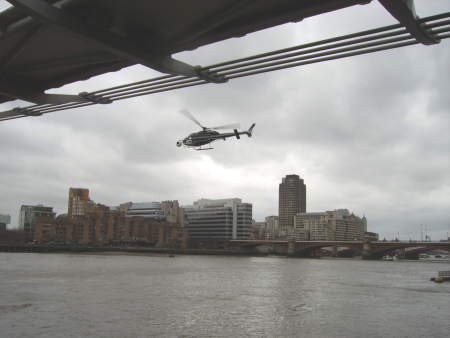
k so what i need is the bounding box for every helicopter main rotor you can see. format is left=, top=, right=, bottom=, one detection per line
left=180, top=109, right=240, bottom=130
left=180, top=109, right=206, bottom=129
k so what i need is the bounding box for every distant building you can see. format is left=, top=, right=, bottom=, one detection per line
left=30, top=190, right=181, bottom=247
left=251, top=220, right=267, bottom=239
left=0, top=214, right=11, bottom=231
left=265, top=215, right=279, bottom=239
left=34, top=205, right=178, bottom=247
left=68, top=188, right=91, bottom=217
left=161, top=200, right=188, bottom=247
left=294, top=209, right=366, bottom=241
left=161, top=200, right=185, bottom=226
left=19, top=205, right=55, bottom=234
left=278, top=174, right=306, bottom=237
left=362, top=231, right=379, bottom=242
left=120, top=202, right=166, bottom=220
left=184, top=198, right=252, bottom=240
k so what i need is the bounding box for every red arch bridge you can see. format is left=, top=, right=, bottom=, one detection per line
left=227, top=240, right=450, bottom=259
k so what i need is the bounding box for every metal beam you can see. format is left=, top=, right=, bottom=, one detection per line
left=6, top=0, right=227, bottom=83
left=0, top=74, right=113, bottom=105
left=378, top=0, right=440, bottom=45
left=0, top=25, right=42, bottom=70
left=0, top=108, right=27, bottom=120
left=7, top=53, right=124, bottom=73
left=0, top=89, right=89, bottom=105
left=174, top=0, right=255, bottom=46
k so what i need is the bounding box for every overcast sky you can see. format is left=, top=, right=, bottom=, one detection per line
left=1, top=1, right=449, bottom=240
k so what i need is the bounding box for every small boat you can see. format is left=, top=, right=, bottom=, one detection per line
left=430, top=271, right=450, bottom=283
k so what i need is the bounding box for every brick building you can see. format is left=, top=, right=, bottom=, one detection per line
left=34, top=205, right=179, bottom=247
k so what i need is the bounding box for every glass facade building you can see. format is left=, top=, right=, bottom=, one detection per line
left=184, top=198, right=252, bottom=240
left=125, top=202, right=166, bottom=220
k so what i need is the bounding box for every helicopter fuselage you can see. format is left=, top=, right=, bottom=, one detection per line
left=183, top=129, right=221, bottom=147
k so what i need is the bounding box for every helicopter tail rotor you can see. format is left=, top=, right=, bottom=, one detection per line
left=246, top=123, right=256, bottom=137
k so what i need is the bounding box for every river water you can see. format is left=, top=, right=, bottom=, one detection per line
left=1, top=253, right=449, bottom=338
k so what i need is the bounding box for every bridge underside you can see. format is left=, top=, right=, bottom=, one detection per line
left=1, top=1, right=449, bottom=121
left=0, top=0, right=374, bottom=105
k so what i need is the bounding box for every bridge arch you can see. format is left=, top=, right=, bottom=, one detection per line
left=293, top=243, right=363, bottom=257
left=364, top=242, right=450, bottom=259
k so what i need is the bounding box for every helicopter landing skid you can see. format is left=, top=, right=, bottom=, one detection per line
left=195, top=147, right=214, bottom=151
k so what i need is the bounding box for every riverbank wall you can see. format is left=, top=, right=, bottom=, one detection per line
left=0, top=244, right=273, bottom=257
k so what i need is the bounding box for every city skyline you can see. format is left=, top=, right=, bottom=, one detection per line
left=2, top=178, right=448, bottom=241
left=0, top=1, right=449, bottom=241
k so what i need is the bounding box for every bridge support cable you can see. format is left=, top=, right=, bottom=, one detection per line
left=0, top=12, right=449, bottom=121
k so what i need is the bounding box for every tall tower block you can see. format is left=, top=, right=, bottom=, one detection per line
left=278, top=174, right=306, bottom=237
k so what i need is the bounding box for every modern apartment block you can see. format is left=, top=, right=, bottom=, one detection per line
left=68, top=188, right=91, bottom=217
left=293, top=209, right=366, bottom=241
left=19, top=205, right=55, bottom=234
left=184, top=198, right=252, bottom=240
left=278, top=174, right=306, bottom=237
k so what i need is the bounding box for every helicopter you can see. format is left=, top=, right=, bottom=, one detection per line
left=177, top=109, right=255, bottom=150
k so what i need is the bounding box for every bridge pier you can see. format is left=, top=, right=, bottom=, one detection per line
left=332, top=245, right=338, bottom=257
left=361, top=242, right=378, bottom=260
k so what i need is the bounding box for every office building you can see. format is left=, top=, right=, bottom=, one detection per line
left=184, top=198, right=252, bottom=240
left=19, top=205, right=55, bottom=234
left=278, top=174, right=306, bottom=237
left=120, top=202, right=166, bottom=220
